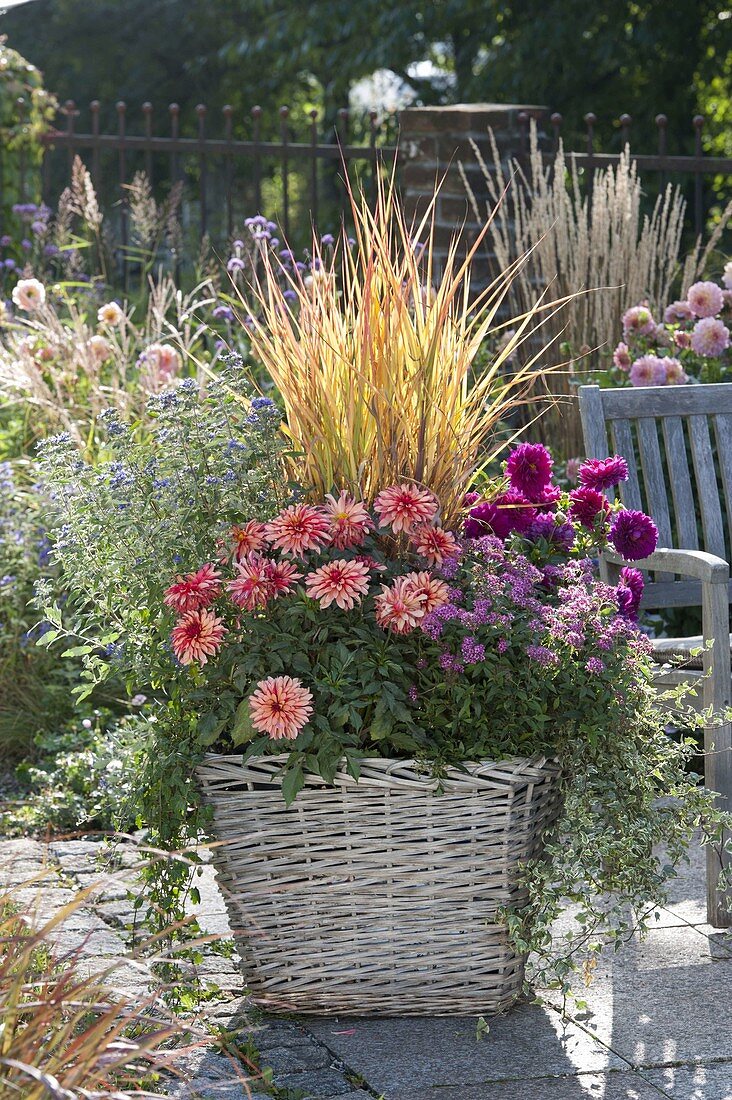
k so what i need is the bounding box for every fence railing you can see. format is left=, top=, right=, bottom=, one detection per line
left=36, top=99, right=398, bottom=250
left=519, top=110, right=732, bottom=237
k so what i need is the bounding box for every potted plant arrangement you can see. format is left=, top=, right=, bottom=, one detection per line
left=37, top=186, right=732, bottom=1017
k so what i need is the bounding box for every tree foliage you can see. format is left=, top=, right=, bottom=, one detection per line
left=3, top=0, right=729, bottom=149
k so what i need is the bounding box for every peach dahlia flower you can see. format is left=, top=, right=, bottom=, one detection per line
left=249, top=675, right=313, bottom=740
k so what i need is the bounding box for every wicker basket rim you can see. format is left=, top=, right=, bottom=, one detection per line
left=198, top=752, right=562, bottom=792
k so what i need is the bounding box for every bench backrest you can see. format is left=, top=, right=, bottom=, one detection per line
left=578, top=383, right=732, bottom=609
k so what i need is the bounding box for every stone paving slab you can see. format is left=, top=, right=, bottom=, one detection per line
left=541, top=931, right=732, bottom=1071
left=308, top=1010, right=625, bottom=1095
left=644, top=1062, right=732, bottom=1099
left=391, top=1071, right=666, bottom=1099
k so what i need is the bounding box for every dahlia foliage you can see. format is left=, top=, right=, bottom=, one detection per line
left=607, top=264, right=732, bottom=387
left=159, top=442, right=658, bottom=796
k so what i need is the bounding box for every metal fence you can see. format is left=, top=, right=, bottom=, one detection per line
left=15, top=98, right=732, bottom=253
left=519, top=110, right=732, bottom=237
left=36, top=99, right=398, bottom=251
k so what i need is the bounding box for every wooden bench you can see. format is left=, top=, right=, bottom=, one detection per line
left=579, top=383, right=732, bottom=927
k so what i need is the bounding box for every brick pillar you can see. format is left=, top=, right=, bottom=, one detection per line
left=398, top=104, right=548, bottom=284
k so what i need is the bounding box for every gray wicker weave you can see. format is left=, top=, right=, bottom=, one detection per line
left=196, top=753, right=563, bottom=1017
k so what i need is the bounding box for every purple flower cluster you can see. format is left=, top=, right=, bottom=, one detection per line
left=460, top=636, right=486, bottom=664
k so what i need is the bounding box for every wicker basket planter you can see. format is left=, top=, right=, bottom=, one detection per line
left=196, top=753, right=563, bottom=1017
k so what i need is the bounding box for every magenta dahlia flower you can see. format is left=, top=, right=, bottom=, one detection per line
left=568, top=486, right=611, bottom=529
left=505, top=442, right=553, bottom=499
left=526, top=513, right=575, bottom=549
left=610, top=510, right=658, bottom=561
left=578, top=456, right=629, bottom=492
left=464, top=490, right=536, bottom=540
left=616, top=572, right=647, bottom=624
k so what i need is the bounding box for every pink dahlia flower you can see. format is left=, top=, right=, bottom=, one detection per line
left=323, top=490, right=373, bottom=549
left=464, top=490, right=536, bottom=540
left=568, top=487, right=611, bottom=530
left=687, top=281, right=724, bottom=319
left=88, top=334, right=113, bottom=363
left=664, top=300, right=694, bottom=324
left=565, top=457, right=582, bottom=485
left=622, top=305, right=655, bottom=338
left=403, top=570, right=450, bottom=614
left=674, top=330, right=692, bottom=349
left=662, top=357, right=687, bottom=385
left=411, top=524, right=460, bottom=565
left=227, top=554, right=274, bottom=610
left=505, top=442, right=553, bottom=499
left=226, top=521, right=268, bottom=563
left=629, top=355, right=668, bottom=387
left=612, top=342, right=632, bottom=371
left=374, top=576, right=427, bottom=633
left=610, top=510, right=658, bottom=561
left=304, top=558, right=370, bottom=610
left=139, top=342, right=182, bottom=392
left=690, top=317, right=730, bottom=358
left=373, top=484, right=438, bottom=534
left=265, top=503, right=331, bottom=557
left=249, top=675, right=313, bottom=741
left=654, top=325, right=673, bottom=349
left=578, top=456, right=628, bottom=492
left=164, top=563, right=222, bottom=614
left=265, top=559, right=302, bottom=597
left=171, top=609, right=227, bottom=666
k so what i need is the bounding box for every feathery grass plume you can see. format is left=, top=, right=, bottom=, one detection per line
left=460, top=122, right=731, bottom=454
left=55, top=155, right=108, bottom=282
left=238, top=175, right=570, bottom=526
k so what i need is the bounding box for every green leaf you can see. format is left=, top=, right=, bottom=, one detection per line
left=231, top=699, right=257, bottom=746
left=60, top=644, right=94, bottom=658
left=198, top=712, right=225, bottom=746
left=281, top=765, right=305, bottom=806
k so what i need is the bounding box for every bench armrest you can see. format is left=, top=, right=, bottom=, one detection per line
left=604, top=547, right=730, bottom=584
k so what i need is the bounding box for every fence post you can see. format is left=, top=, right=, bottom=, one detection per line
left=693, top=114, right=705, bottom=238
left=397, top=103, right=548, bottom=286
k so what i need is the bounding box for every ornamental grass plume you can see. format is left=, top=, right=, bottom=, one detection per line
left=238, top=175, right=568, bottom=526
left=0, top=873, right=208, bottom=1100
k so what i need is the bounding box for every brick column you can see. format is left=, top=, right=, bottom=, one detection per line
left=398, top=104, right=547, bottom=283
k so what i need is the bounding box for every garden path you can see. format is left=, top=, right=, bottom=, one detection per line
left=1, top=836, right=731, bottom=1100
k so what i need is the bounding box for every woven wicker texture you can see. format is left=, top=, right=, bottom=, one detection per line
left=197, top=754, right=563, bottom=1017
